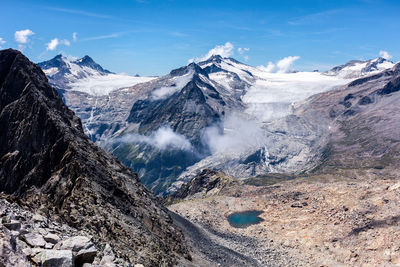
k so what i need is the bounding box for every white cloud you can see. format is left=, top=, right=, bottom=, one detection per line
left=72, top=32, right=77, bottom=42
left=191, top=42, right=234, bottom=62
left=46, top=38, right=71, bottom=51
left=116, top=126, right=193, bottom=151
left=237, top=47, right=250, bottom=54
left=0, top=38, right=5, bottom=49
left=14, top=29, right=34, bottom=44
left=379, top=50, right=392, bottom=60
left=276, top=56, right=300, bottom=73
left=257, top=56, right=300, bottom=73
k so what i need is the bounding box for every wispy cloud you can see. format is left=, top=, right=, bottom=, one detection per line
left=80, top=32, right=123, bottom=41
left=288, top=9, right=343, bottom=25
left=170, top=31, right=188, bottom=37
left=238, top=47, right=250, bottom=61
left=72, top=32, right=77, bottom=42
left=44, top=7, right=113, bottom=19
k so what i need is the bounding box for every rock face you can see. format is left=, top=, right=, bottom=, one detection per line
left=0, top=49, right=189, bottom=266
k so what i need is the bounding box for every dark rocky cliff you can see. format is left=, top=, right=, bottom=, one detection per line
left=0, top=49, right=190, bottom=266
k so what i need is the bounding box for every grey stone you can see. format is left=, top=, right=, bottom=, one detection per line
left=38, top=228, right=48, bottom=236
left=54, top=236, right=97, bottom=265
left=44, top=233, right=60, bottom=244
left=24, top=232, right=46, bottom=247
left=3, top=220, right=21, bottom=231
left=54, top=236, right=93, bottom=252
left=34, top=249, right=74, bottom=267
left=76, top=246, right=98, bottom=266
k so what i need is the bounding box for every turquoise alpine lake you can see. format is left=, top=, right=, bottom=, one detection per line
left=227, top=210, right=264, bottom=228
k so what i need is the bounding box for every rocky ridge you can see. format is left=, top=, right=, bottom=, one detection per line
left=0, top=49, right=190, bottom=266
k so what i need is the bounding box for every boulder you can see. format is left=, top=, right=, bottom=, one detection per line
left=54, top=236, right=97, bottom=265
left=34, top=249, right=74, bottom=267
left=76, top=246, right=98, bottom=266
left=23, top=232, right=46, bottom=247
left=3, top=220, right=21, bottom=231
left=54, top=236, right=92, bottom=252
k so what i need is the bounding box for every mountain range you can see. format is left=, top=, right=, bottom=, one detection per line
left=37, top=53, right=395, bottom=194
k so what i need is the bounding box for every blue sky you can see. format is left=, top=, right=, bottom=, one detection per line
left=1, top=0, right=399, bottom=76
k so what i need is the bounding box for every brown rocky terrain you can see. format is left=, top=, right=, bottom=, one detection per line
left=169, top=170, right=400, bottom=266
left=0, top=49, right=190, bottom=266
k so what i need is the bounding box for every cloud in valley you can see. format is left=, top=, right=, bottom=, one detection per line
left=202, top=113, right=266, bottom=155
left=46, top=38, right=71, bottom=51
left=116, top=126, right=193, bottom=151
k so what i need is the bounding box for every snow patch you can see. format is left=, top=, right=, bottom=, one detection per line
left=70, top=74, right=156, bottom=96
left=151, top=71, right=193, bottom=100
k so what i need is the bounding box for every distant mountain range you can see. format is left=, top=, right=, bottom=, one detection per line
left=37, top=54, right=397, bottom=194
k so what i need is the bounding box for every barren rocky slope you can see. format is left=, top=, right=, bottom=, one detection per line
left=170, top=171, right=400, bottom=266
left=0, top=49, right=190, bottom=266
left=302, top=62, right=400, bottom=173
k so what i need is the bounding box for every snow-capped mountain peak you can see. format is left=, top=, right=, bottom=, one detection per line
left=38, top=55, right=156, bottom=96
left=325, top=57, right=394, bottom=78
left=38, top=54, right=112, bottom=83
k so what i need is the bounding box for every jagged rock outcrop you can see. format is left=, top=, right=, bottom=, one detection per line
left=0, top=49, right=190, bottom=266
left=167, top=169, right=236, bottom=203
